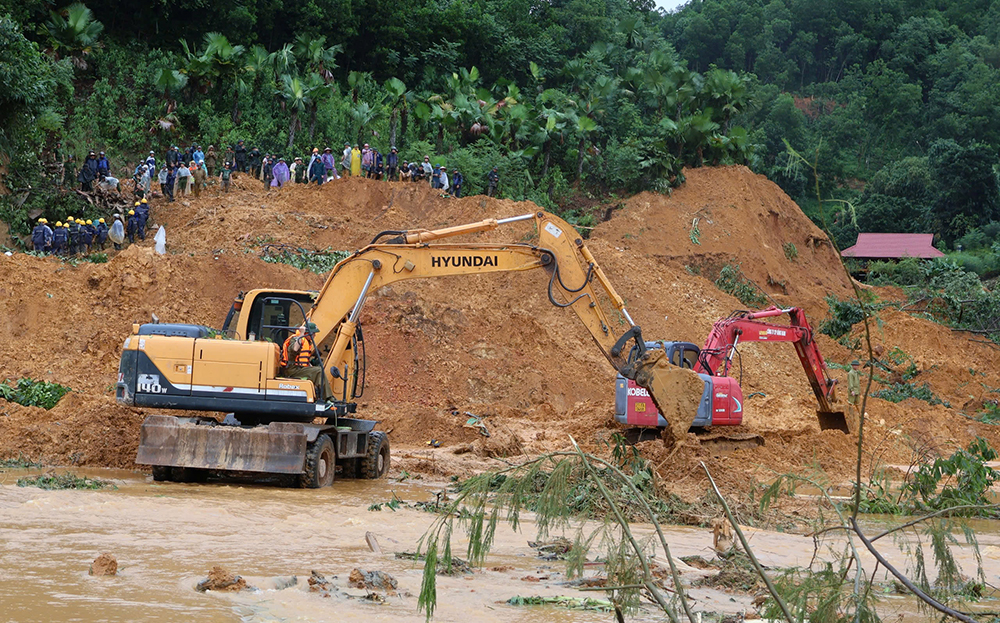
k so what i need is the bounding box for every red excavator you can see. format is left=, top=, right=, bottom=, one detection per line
left=615, top=306, right=847, bottom=445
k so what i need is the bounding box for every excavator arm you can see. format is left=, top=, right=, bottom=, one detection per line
left=308, top=211, right=702, bottom=437
left=696, top=306, right=846, bottom=431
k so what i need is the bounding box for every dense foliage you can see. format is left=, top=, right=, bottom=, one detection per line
left=0, top=377, right=71, bottom=410
left=0, top=0, right=755, bottom=229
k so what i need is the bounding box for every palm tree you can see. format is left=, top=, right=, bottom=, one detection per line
left=384, top=77, right=409, bottom=149
left=276, top=73, right=310, bottom=149
left=303, top=72, right=334, bottom=142
left=293, top=34, right=341, bottom=82
left=42, top=2, right=104, bottom=70
left=202, top=33, right=247, bottom=123
left=153, top=68, right=188, bottom=112
left=350, top=101, right=382, bottom=145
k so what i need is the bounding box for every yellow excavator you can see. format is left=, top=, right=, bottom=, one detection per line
left=117, top=210, right=726, bottom=487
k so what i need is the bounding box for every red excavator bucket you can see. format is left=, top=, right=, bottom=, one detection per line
left=817, top=410, right=850, bottom=433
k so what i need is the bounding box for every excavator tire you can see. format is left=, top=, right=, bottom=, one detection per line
left=360, top=431, right=390, bottom=479
left=151, top=465, right=172, bottom=482
left=300, top=434, right=336, bottom=488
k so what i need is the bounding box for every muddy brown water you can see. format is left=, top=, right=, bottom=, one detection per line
left=3, top=468, right=1000, bottom=622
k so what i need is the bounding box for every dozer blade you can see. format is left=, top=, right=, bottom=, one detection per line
left=136, top=415, right=308, bottom=474
left=817, top=410, right=850, bottom=433
left=622, top=349, right=705, bottom=448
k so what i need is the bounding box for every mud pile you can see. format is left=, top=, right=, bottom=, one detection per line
left=2, top=166, right=998, bottom=497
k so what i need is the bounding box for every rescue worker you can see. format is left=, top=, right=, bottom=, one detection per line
left=80, top=219, right=94, bottom=254
left=308, top=152, right=326, bottom=185
left=52, top=221, right=68, bottom=255
left=31, top=218, right=52, bottom=253
left=248, top=147, right=262, bottom=177
left=96, top=151, right=110, bottom=177
left=67, top=216, right=81, bottom=255
left=219, top=162, right=232, bottom=193
left=126, top=209, right=138, bottom=244
left=234, top=140, right=247, bottom=172
left=451, top=169, right=463, bottom=197
left=292, top=157, right=306, bottom=184
left=847, top=360, right=862, bottom=418
left=487, top=166, right=499, bottom=197
left=279, top=322, right=329, bottom=402
left=136, top=199, right=149, bottom=241
left=95, top=218, right=109, bottom=250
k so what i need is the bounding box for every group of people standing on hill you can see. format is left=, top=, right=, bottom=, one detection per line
left=48, top=139, right=501, bottom=201
left=35, top=138, right=504, bottom=256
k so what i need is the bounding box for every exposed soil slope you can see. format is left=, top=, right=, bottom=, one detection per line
left=2, top=166, right=998, bottom=500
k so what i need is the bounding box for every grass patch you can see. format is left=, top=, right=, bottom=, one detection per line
left=715, top=264, right=768, bottom=308
left=17, top=472, right=114, bottom=490
left=0, top=378, right=71, bottom=410
left=506, top=596, right=614, bottom=612
left=0, top=454, right=43, bottom=469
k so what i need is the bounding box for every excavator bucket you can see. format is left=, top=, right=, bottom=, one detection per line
left=817, top=411, right=850, bottom=433
left=136, top=415, right=308, bottom=474
left=623, top=349, right=706, bottom=448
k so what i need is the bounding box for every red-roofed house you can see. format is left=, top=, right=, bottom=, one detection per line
left=841, top=233, right=944, bottom=261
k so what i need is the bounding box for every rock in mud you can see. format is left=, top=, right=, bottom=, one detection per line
left=89, top=553, right=118, bottom=576
left=348, top=568, right=398, bottom=594
left=196, top=566, right=252, bottom=592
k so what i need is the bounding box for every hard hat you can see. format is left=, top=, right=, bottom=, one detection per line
left=67, top=216, right=74, bottom=222
left=134, top=201, right=141, bottom=206
left=77, top=219, right=84, bottom=224
left=86, top=219, right=93, bottom=225
left=55, top=221, right=62, bottom=227
left=305, top=322, right=320, bottom=334
left=128, top=210, right=135, bottom=215
left=851, top=360, right=860, bottom=366
left=141, top=198, right=148, bottom=204
left=38, top=218, right=45, bottom=223
left=98, top=218, right=105, bottom=224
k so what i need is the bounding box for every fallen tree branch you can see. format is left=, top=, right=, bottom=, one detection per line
left=701, top=462, right=794, bottom=623
left=850, top=516, right=979, bottom=623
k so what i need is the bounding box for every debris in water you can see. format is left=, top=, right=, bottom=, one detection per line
left=196, top=566, right=253, bottom=592
left=365, top=531, right=382, bottom=554
left=506, top=595, right=613, bottom=611
left=348, top=568, right=398, bottom=594
left=308, top=570, right=332, bottom=595
left=89, top=553, right=118, bottom=576
left=711, top=517, right=735, bottom=554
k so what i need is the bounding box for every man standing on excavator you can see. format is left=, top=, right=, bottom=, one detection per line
left=280, top=322, right=329, bottom=402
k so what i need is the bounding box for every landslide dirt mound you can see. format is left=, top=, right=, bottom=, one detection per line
left=3, top=167, right=999, bottom=501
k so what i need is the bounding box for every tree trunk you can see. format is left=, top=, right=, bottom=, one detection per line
left=308, top=104, right=318, bottom=142
left=436, top=125, right=444, bottom=154
left=400, top=106, right=408, bottom=152
left=576, top=136, right=586, bottom=182
left=541, top=140, right=551, bottom=181
left=389, top=110, right=398, bottom=148
left=288, top=110, right=298, bottom=150
left=232, top=92, right=240, bottom=125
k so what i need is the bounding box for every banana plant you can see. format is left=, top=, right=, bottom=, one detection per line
left=384, top=77, right=410, bottom=149
left=293, top=34, right=341, bottom=82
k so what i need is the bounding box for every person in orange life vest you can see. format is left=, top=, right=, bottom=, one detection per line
left=279, top=322, right=328, bottom=401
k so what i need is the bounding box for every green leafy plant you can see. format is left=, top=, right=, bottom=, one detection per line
left=0, top=378, right=71, bottom=410
left=0, top=454, right=43, bottom=469
left=17, top=472, right=113, bottom=490
left=689, top=217, right=701, bottom=245
left=783, top=241, right=798, bottom=261
left=901, top=438, right=999, bottom=514
left=260, top=245, right=350, bottom=274
left=715, top=264, right=767, bottom=308
left=871, top=382, right=947, bottom=407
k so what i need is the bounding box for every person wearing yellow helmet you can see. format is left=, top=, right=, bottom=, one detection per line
left=31, top=218, right=53, bottom=253
left=95, top=217, right=109, bottom=250
left=52, top=220, right=68, bottom=255
left=67, top=217, right=81, bottom=255
left=126, top=209, right=139, bottom=244
left=81, top=217, right=95, bottom=254
left=135, top=196, right=149, bottom=241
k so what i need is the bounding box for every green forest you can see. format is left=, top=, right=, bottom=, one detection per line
left=3, top=0, right=1000, bottom=274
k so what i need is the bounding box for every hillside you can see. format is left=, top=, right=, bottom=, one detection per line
left=2, top=167, right=998, bottom=500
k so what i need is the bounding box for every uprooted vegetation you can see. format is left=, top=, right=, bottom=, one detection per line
left=0, top=378, right=71, bottom=410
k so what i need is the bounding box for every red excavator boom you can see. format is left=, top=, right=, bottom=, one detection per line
left=695, top=306, right=845, bottom=430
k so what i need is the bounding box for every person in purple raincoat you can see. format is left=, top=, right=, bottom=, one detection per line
left=270, top=157, right=291, bottom=188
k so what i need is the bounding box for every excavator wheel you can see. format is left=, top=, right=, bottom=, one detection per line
left=151, top=465, right=172, bottom=482
left=360, top=431, right=390, bottom=479
left=300, top=434, right=336, bottom=488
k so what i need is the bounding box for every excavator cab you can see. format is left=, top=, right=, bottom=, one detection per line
left=221, top=290, right=317, bottom=343
left=614, top=341, right=744, bottom=429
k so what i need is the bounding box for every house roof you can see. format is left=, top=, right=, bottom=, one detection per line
left=841, top=233, right=945, bottom=259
